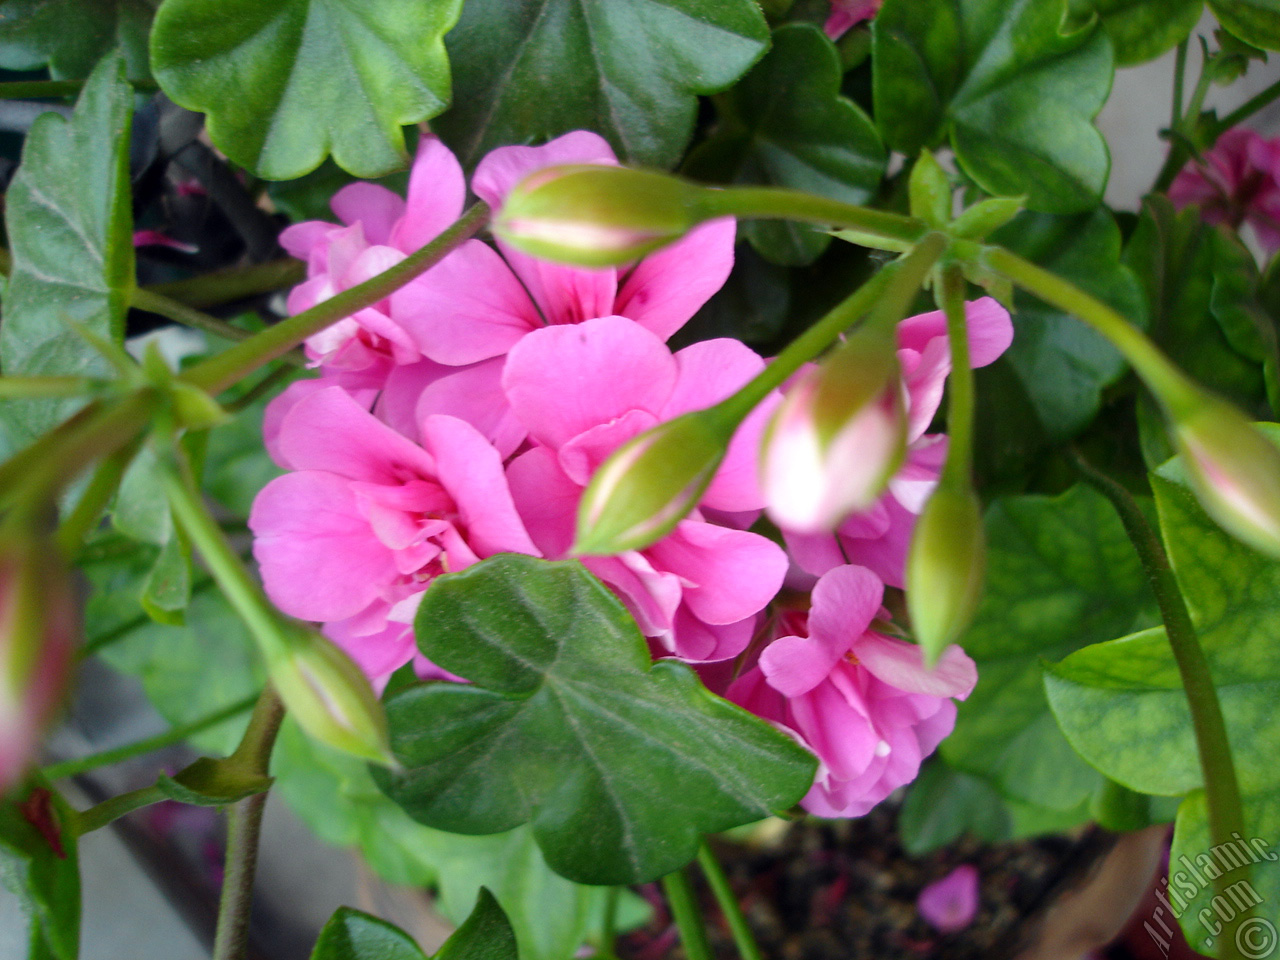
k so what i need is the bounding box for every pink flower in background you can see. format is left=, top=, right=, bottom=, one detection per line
left=728, top=565, right=977, bottom=817
left=783, top=298, right=1012, bottom=586
left=825, top=0, right=882, bottom=39
left=249, top=386, right=538, bottom=680
left=502, top=315, right=787, bottom=661
left=917, top=865, right=980, bottom=933
left=1170, top=127, right=1280, bottom=255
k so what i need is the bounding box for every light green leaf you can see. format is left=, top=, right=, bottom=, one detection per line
left=0, top=0, right=157, bottom=79
left=684, top=22, right=885, bottom=266
left=872, top=0, right=1112, bottom=212
left=376, top=555, right=816, bottom=885
left=1065, top=0, right=1203, bottom=66
left=1210, top=0, right=1280, bottom=51
left=897, top=760, right=1011, bottom=854
left=149, top=0, right=463, bottom=179
left=433, top=0, right=769, bottom=169
left=0, top=779, right=79, bottom=960
left=1044, top=461, right=1280, bottom=955
left=0, top=54, right=134, bottom=448
left=941, top=485, right=1156, bottom=811
left=312, top=891, right=517, bottom=960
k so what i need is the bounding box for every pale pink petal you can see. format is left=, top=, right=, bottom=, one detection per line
left=502, top=315, right=678, bottom=449
left=851, top=633, right=978, bottom=699
left=615, top=218, right=736, bottom=341
left=896, top=297, right=1013, bottom=367
left=390, top=239, right=541, bottom=364
left=587, top=552, right=683, bottom=639
left=279, top=221, right=336, bottom=262
left=918, top=865, right=980, bottom=934
left=262, top=378, right=331, bottom=468
left=645, top=520, right=787, bottom=626
left=500, top=247, right=619, bottom=328
left=808, top=565, right=885, bottom=650
left=330, top=183, right=405, bottom=245
left=391, top=134, right=467, bottom=251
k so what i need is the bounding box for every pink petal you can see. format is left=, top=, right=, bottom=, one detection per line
left=472, top=130, right=618, bottom=209
left=502, top=315, right=678, bottom=449
left=375, top=359, right=455, bottom=440
left=645, top=520, right=787, bottom=626
left=809, top=565, right=885, bottom=651
left=278, top=221, right=335, bottom=261
left=918, top=865, right=980, bottom=934
left=262, top=378, right=332, bottom=468
left=557, top=409, right=659, bottom=486
left=896, top=297, right=1013, bottom=367
left=850, top=633, right=978, bottom=699
left=587, top=551, right=683, bottom=639
left=615, top=218, right=737, bottom=341
left=390, top=239, right=541, bottom=364
left=330, top=183, right=405, bottom=246
left=391, top=134, right=466, bottom=252
left=416, top=358, right=527, bottom=459
left=323, top=620, right=416, bottom=686
left=667, top=608, right=757, bottom=662
left=501, top=246, right=619, bottom=328
left=507, top=446, right=581, bottom=558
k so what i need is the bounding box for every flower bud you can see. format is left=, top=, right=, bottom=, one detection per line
left=908, top=151, right=951, bottom=228
left=572, top=409, right=736, bottom=555
left=1169, top=396, right=1280, bottom=557
left=268, top=628, right=395, bottom=766
left=0, top=535, right=76, bottom=795
left=905, top=483, right=986, bottom=665
left=761, top=326, right=907, bottom=533
left=494, top=164, right=711, bottom=267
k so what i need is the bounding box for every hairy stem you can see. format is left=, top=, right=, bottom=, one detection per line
left=938, top=264, right=974, bottom=485
left=72, top=784, right=168, bottom=835
left=702, top=186, right=925, bottom=249
left=142, top=258, right=305, bottom=310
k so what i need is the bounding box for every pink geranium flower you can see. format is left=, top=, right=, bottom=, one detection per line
left=783, top=298, right=1012, bottom=587
left=249, top=386, right=539, bottom=681
left=825, top=0, right=882, bottom=39
left=728, top=565, right=977, bottom=817
left=1170, top=127, right=1280, bottom=255
left=502, top=315, right=788, bottom=662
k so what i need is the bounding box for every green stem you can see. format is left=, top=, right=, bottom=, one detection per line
left=720, top=232, right=947, bottom=420
left=661, top=868, right=713, bottom=960
left=697, top=843, right=763, bottom=960
left=42, top=694, right=258, bottom=781
left=1154, top=44, right=1216, bottom=194
left=225, top=364, right=297, bottom=414
left=54, top=435, right=143, bottom=555
left=1070, top=451, right=1248, bottom=960
left=598, top=886, right=621, bottom=960
left=938, top=264, right=974, bottom=485
left=701, top=186, right=925, bottom=249
left=181, top=203, right=490, bottom=395
left=142, top=258, right=306, bottom=310
left=979, top=245, right=1201, bottom=414
left=1172, top=39, right=1188, bottom=131
left=212, top=688, right=285, bottom=960
left=129, top=289, right=308, bottom=369
left=1216, top=76, right=1280, bottom=136
left=0, top=78, right=158, bottom=99
left=0, top=376, right=100, bottom=399
left=72, top=784, right=168, bottom=836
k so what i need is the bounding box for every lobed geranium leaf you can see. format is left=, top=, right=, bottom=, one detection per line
left=376, top=554, right=816, bottom=885
left=940, top=485, right=1157, bottom=812
left=1210, top=0, right=1280, bottom=50
left=0, top=779, right=80, bottom=960
left=1064, top=0, right=1202, bottom=66
left=432, top=0, right=769, bottom=170
left=0, top=53, right=134, bottom=448
left=1044, top=447, right=1280, bottom=955
left=0, top=0, right=157, bottom=80
left=684, top=22, right=886, bottom=266
left=872, top=0, right=1112, bottom=213
left=149, top=0, right=462, bottom=180
left=989, top=208, right=1146, bottom=439
left=312, top=891, right=517, bottom=960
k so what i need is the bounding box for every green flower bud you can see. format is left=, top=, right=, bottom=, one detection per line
left=494, top=164, right=712, bottom=267
left=268, top=628, right=395, bottom=767
left=572, top=408, right=736, bottom=555
left=906, top=483, right=986, bottom=665
left=1170, top=396, right=1280, bottom=557
left=908, top=151, right=952, bottom=228
left=949, top=196, right=1026, bottom=241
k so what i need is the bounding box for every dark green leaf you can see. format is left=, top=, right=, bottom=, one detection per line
left=684, top=22, right=885, bottom=265
left=377, top=555, right=815, bottom=885
left=897, top=760, right=1011, bottom=854
left=941, top=485, right=1156, bottom=811
left=311, top=907, right=426, bottom=960
left=435, top=890, right=519, bottom=960
left=0, top=0, right=157, bottom=79
left=991, top=208, right=1146, bottom=438
left=156, top=757, right=272, bottom=806
left=1065, top=0, right=1202, bottom=65
left=149, top=0, right=462, bottom=179
left=433, top=0, right=769, bottom=170
left=0, top=54, right=134, bottom=447
left=872, top=0, right=1112, bottom=212
left=0, top=779, right=79, bottom=960
left=1209, top=0, right=1280, bottom=51
left=1044, top=456, right=1280, bottom=954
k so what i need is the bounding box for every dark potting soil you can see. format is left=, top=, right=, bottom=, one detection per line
left=618, top=802, right=1112, bottom=960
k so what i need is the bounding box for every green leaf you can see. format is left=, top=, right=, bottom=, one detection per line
left=0, top=54, right=134, bottom=448
left=1065, top=0, right=1202, bottom=66
left=872, top=0, right=1112, bottom=213
left=0, top=780, right=79, bottom=960
left=149, top=0, right=463, bottom=179
left=1210, top=0, right=1280, bottom=50
left=155, top=757, right=272, bottom=806
left=273, top=719, right=648, bottom=960
left=683, top=22, right=885, bottom=265
left=897, top=760, right=1011, bottom=854
left=376, top=555, right=816, bottom=885
left=312, top=891, right=517, bottom=960
left=1044, top=460, right=1280, bottom=954
left=990, top=208, right=1146, bottom=439
left=433, top=0, right=770, bottom=170
left=1123, top=196, right=1270, bottom=414
left=940, top=485, right=1156, bottom=811
left=0, top=0, right=157, bottom=80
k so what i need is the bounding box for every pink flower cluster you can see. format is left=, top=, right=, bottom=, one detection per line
left=249, top=131, right=1011, bottom=817
left=1170, top=127, right=1280, bottom=256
